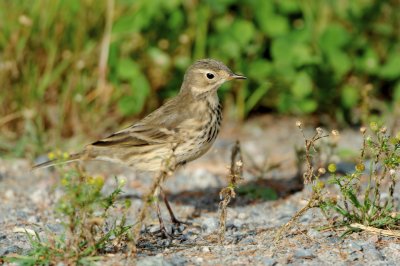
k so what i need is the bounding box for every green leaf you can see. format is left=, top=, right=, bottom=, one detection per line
left=319, top=24, right=350, bottom=52
left=356, top=48, right=379, bottom=74
left=328, top=50, right=352, bottom=80
left=231, top=19, right=255, bottom=48
left=341, top=85, right=359, bottom=108
left=276, top=0, right=300, bottom=14
left=346, top=190, right=362, bottom=209
left=117, top=59, right=139, bottom=80
left=298, top=99, right=318, bottom=113
left=116, top=59, right=150, bottom=115
left=247, top=59, right=273, bottom=80
left=291, top=72, right=313, bottom=99
left=379, top=53, right=400, bottom=80
left=258, top=14, right=289, bottom=37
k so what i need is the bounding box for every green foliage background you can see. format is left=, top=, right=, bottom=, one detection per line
left=1, top=0, right=400, bottom=156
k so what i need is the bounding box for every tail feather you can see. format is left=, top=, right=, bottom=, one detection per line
left=32, top=153, right=82, bottom=170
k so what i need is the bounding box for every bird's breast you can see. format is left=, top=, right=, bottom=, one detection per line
left=175, top=100, right=222, bottom=163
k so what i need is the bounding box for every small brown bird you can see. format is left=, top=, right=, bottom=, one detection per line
left=34, top=58, right=246, bottom=234
left=34, top=59, right=246, bottom=171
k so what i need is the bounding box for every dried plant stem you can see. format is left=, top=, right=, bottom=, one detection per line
left=350, top=223, right=400, bottom=238
left=273, top=192, right=321, bottom=243
left=218, top=141, right=243, bottom=243
left=95, top=0, right=114, bottom=103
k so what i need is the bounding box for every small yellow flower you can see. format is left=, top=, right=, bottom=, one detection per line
left=328, top=163, right=337, bottom=173
left=316, top=181, right=325, bottom=189
left=94, top=176, right=105, bottom=187
left=61, top=177, right=69, bottom=186
left=87, top=176, right=96, bottom=185
left=63, top=152, right=69, bottom=159
left=355, top=163, right=365, bottom=172
left=369, top=122, right=378, bottom=132
left=48, top=152, right=55, bottom=160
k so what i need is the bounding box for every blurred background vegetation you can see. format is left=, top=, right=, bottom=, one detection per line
left=1, top=0, right=400, bottom=158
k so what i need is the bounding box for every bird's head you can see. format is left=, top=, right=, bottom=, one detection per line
left=180, top=59, right=246, bottom=98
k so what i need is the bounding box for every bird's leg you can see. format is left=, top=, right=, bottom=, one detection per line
left=160, top=186, right=190, bottom=226
left=155, top=198, right=174, bottom=239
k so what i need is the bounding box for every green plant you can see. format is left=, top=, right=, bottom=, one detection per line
left=5, top=163, right=133, bottom=265
left=275, top=121, right=400, bottom=242
left=321, top=124, right=400, bottom=234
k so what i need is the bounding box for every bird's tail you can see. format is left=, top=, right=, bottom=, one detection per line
left=32, top=153, right=82, bottom=170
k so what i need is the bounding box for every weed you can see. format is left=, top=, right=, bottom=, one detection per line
left=6, top=158, right=133, bottom=265
left=275, top=121, right=400, bottom=242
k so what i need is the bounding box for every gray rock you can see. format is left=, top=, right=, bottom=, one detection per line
left=294, top=248, right=315, bottom=259
left=0, top=245, right=23, bottom=256
left=137, top=256, right=172, bottom=266
left=201, top=217, right=218, bottom=234
left=262, top=257, right=277, bottom=266
left=361, top=242, right=383, bottom=260
left=233, top=218, right=244, bottom=228
left=168, top=255, right=187, bottom=266
left=240, top=237, right=256, bottom=245
left=348, top=241, right=363, bottom=252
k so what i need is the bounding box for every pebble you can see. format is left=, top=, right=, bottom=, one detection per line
left=201, top=217, right=218, bottom=234
left=262, top=257, right=277, bottom=266
left=5, top=189, right=15, bottom=200
left=202, top=246, right=211, bottom=253
left=233, top=218, right=244, bottom=228
left=137, top=256, right=172, bottom=266
left=0, top=245, right=22, bottom=256
left=362, top=243, right=383, bottom=260
left=238, top=212, right=247, bottom=219
left=294, top=248, right=315, bottom=259
left=348, top=241, right=363, bottom=252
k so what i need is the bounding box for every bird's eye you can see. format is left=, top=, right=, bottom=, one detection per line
left=206, top=73, right=215, bottom=79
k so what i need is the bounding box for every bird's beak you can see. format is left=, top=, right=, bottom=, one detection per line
left=228, top=73, right=247, bottom=80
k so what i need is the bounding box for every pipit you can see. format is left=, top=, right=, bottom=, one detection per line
left=34, top=58, right=246, bottom=235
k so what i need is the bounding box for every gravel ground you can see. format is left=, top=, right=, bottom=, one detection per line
left=1, top=115, right=399, bottom=265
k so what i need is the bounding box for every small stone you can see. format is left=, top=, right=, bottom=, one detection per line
left=202, top=246, right=211, bottom=253
left=0, top=245, right=22, bottom=256
left=194, top=257, right=204, bottom=263
left=362, top=243, right=383, bottom=260
left=27, top=216, right=39, bottom=223
left=294, top=248, right=315, bottom=259
left=201, top=217, right=218, bottom=234
left=233, top=218, right=244, bottom=228
left=238, top=212, right=247, bottom=219
left=262, top=257, right=277, bottom=266
left=5, top=189, right=14, bottom=200
left=240, top=237, right=256, bottom=245
left=148, top=224, right=160, bottom=233
left=137, top=256, right=172, bottom=266
left=348, top=241, right=363, bottom=252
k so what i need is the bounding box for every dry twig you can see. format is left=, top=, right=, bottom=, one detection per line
left=218, top=141, right=243, bottom=243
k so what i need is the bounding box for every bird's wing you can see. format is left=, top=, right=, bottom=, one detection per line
left=89, top=97, right=189, bottom=149
left=90, top=125, right=177, bottom=147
